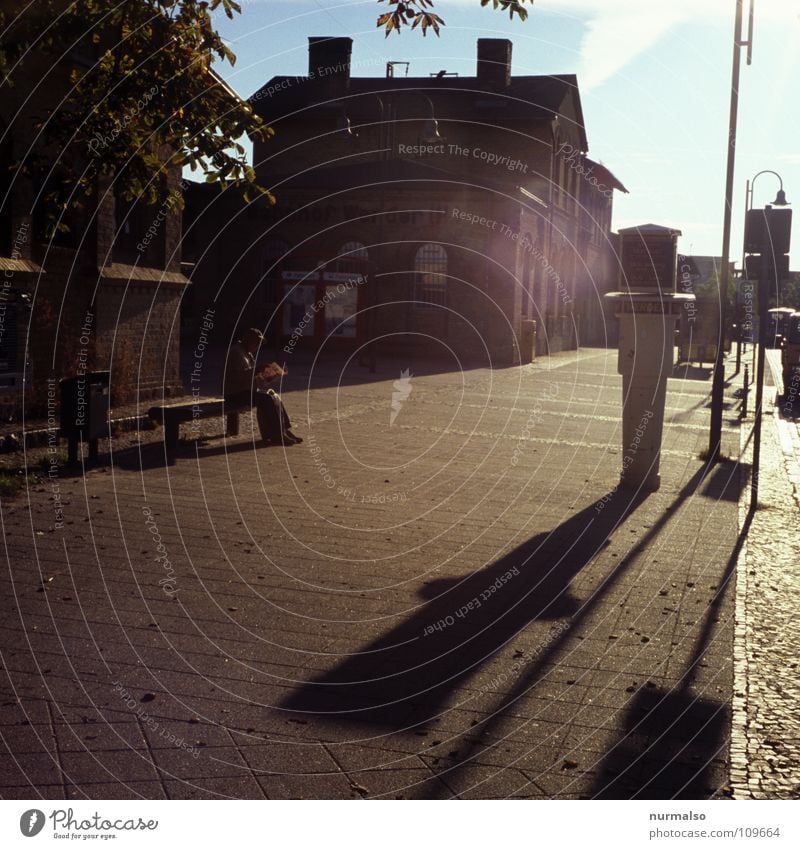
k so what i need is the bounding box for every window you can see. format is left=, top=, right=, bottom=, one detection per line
left=336, top=241, right=368, bottom=275
left=550, top=247, right=563, bottom=319
left=414, top=243, right=447, bottom=307
left=113, top=194, right=164, bottom=266
left=521, top=233, right=534, bottom=320
left=0, top=298, right=20, bottom=382
left=0, top=125, right=12, bottom=256
left=535, top=220, right=547, bottom=315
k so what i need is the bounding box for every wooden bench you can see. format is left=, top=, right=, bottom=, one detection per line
left=147, top=398, right=245, bottom=460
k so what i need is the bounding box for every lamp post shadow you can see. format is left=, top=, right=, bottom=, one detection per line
left=282, top=487, right=650, bottom=731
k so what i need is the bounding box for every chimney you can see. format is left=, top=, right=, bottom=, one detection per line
left=477, top=39, right=512, bottom=89
left=308, top=37, right=352, bottom=95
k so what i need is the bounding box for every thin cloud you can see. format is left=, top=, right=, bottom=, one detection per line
left=574, top=2, right=684, bottom=90
left=456, top=0, right=798, bottom=91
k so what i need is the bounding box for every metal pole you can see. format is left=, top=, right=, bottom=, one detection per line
left=741, top=363, right=749, bottom=418
left=709, top=0, right=749, bottom=463
left=751, top=249, right=768, bottom=504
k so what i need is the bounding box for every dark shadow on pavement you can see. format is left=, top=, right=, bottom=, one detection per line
left=592, top=688, right=727, bottom=799
left=590, top=504, right=753, bottom=799
left=109, top=435, right=279, bottom=472
left=698, top=459, right=747, bottom=503
left=672, top=364, right=712, bottom=381
left=667, top=394, right=712, bottom=424
left=282, top=487, right=648, bottom=730
left=411, top=463, right=741, bottom=799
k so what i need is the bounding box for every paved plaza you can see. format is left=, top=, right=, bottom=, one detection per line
left=1, top=347, right=797, bottom=799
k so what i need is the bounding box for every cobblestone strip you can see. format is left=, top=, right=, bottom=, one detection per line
left=775, top=416, right=800, bottom=510
left=730, top=418, right=754, bottom=799
left=731, top=392, right=800, bottom=799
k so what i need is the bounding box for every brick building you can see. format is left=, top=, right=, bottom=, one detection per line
left=184, top=37, right=626, bottom=364
left=0, top=17, right=188, bottom=416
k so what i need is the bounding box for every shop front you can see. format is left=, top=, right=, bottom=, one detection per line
left=280, top=268, right=365, bottom=348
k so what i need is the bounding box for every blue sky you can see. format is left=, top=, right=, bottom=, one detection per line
left=210, top=0, right=800, bottom=269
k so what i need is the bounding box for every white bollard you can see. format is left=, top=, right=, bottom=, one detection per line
left=607, top=295, right=694, bottom=491
left=606, top=224, right=695, bottom=492
left=617, top=311, right=673, bottom=490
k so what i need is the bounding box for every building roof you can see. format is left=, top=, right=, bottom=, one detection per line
left=583, top=157, right=628, bottom=194
left=250, top=74, right=589, bottom=153
left=618, top=223, right=681, bottom=236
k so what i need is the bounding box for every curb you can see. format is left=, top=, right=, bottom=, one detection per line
left=730, top=413, right=754, bottom=800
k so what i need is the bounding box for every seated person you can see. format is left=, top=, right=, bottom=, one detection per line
left=224, top=328, right=302, bottom=445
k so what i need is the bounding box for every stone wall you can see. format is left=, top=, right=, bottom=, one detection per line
left=93, top=276, right=184, bottom=405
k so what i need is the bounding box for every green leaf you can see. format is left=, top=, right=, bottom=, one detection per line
left=3, top=0, right=271, bottom=226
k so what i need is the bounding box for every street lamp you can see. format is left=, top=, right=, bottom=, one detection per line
left=741, top=170, right=790, bottom=274
left=746, top=169, right=791, bottom=505
left=745, top=170, right=789, bottom=212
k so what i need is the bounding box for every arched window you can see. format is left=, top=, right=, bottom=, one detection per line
left=335, top=241, right=368, bottom=275
left=414, top=243, right=447, bottom=307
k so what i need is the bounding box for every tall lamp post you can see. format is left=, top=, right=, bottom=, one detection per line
left=708, top=0, right=754, bottom=463
left=746, top=171, right=791, bottom=504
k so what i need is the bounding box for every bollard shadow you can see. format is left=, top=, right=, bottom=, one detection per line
left=590, top=687, right=728, bottom=799
left=282, top=488, right=648, bottom=729
left=698, top=459, right=747, bottom=503
left=590, top=503, right=752, bottom=799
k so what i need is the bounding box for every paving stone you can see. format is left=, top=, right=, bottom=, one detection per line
left=256, top=771, right=361, bottom=800
left=65, top=780, right=167, bottom=800
left=162, top=776, right=264, bottom=799
left=151, top=745, right=249, bottom=782
left=1, top=784, right=69, bottom=800
left=59, top=749, right=160, bottom=785
left=0, top=348, right=749, bottom=798
left=0, top=752, right=63, bottom=788
left=53, top=722, right=147, bottom=753
left=347, top=766, right=452, bottom=799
